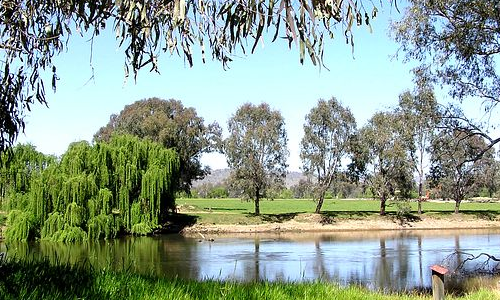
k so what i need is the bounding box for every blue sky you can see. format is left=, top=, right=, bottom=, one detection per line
left=18, top=5, right=418, bottom=171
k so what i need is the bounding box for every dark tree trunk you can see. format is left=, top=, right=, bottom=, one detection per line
left=454, top=198, right=461, bottom=214
left=255, top=190, right=260, bottom=216
left=417, top=181, right=423, bottom=214
left=315, top=190, right=325, bottom=214
left=380, top=194, right=386, bottom=216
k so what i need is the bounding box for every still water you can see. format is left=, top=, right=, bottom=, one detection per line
left=2, top=229, right=500, bottom=292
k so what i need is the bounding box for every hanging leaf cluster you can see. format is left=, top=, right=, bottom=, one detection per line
left=0, top=0, right=390, bottom=154
left=2, top=134, right=179, bottom=242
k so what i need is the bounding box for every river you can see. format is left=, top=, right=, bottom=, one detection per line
left=2, top=229, right=500, bottom=292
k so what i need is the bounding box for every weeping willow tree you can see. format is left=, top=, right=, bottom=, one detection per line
left=0, top=144, right=55, bottom=210
left=3, top=134, right=179, bottom=242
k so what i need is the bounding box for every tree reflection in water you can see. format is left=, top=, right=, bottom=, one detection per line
left=2, top=229, right=499, bottom=292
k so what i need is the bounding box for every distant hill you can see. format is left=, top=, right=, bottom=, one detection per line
left=285, top=171, right=311, bottom=188
left=193, top=169, right=310, bottom=188
left=192, top=169, right=231, bottom=188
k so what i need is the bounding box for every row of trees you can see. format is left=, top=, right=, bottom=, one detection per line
left=192, top=178, right=370, bottom=201
left=319, top=87, right=497, bottom=215
left=222, top=94, right=497, bottom=216
left=93, top=96, right=498, bottom=217
left=3, top=93, right=498, bottom=242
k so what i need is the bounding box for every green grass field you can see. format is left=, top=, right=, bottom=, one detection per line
left=176, top=198, right=500, bottom=225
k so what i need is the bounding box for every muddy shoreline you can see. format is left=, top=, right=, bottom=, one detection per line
left=1, top=213, right=498, bottom=239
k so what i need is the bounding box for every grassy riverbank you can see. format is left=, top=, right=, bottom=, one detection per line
left=0, top=258, right=497, bottom=300
left=176, top=198, right=500, bottom=233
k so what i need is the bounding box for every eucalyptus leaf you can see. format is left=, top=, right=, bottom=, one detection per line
left=0, top=0, right=391, bottom=153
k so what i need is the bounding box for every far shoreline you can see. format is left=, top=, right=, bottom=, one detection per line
left=180, top=213, right=500, bottom=235
left=1, top=208, right=499, bottom=240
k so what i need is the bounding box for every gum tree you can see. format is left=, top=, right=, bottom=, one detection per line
left=359, top=111, right=414, bottom=216
left=429, top=130, right=495, bottom=214
left=396, top=85, right=439, bottom=214
left=300, top=97, right=356, bottom=213
left=225, top=103, right=288, bottom=215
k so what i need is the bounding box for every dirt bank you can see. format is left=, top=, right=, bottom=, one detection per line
left=180, top=213, right=500, bottom=234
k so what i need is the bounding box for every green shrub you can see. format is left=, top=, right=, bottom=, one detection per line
left=395, top=200, right=412, bottom=225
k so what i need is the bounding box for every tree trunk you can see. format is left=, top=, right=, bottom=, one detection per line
left=315, top=190, right=325, bottom=214
left=454, top=198, right=461, bottom=214
left=254, top=190, right=260, bottom=216
left=380, top=194, right=386, bottom=216
left=417, top=181, right=423, bottom=214
left=418, top=147, right=425, bottom=215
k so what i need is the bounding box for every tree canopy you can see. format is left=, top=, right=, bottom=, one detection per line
left=0, top=0, right=386, bottom=155
left=94, top=97, right=221, bottom=192
left=225, top=102, right=288, bottom=215
left=392, top=0, right=500, bottom=155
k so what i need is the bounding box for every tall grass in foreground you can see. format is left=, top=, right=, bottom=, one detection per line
left=0, top=258, right=498, bottom=300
